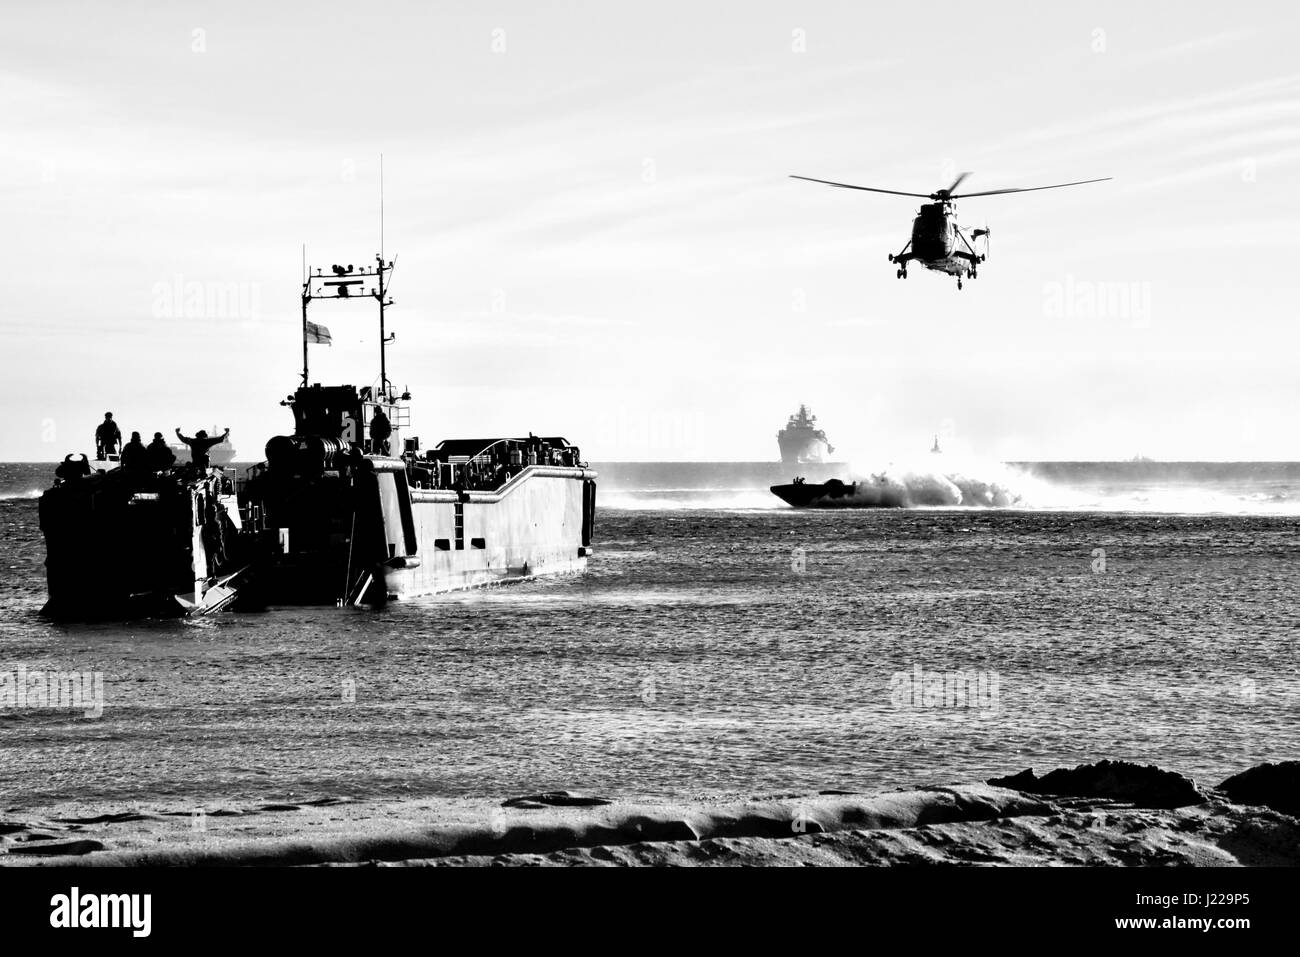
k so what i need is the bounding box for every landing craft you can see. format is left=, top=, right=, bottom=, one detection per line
left=236, top=251, right=598, bottom=607
left=789, top=171, right=1111, bottom=289
left=770, top=477, right=881, bottom=509
left=38, top=247, right=597, bottom=619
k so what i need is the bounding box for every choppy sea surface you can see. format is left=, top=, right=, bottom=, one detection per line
left=2, top=460, right=1298, bottom=807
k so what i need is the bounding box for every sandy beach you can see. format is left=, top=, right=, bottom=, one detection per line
left=3, top=760, right=1295, bottom=867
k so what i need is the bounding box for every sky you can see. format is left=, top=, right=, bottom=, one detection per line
left=2, top=0, right=1298, bottom=461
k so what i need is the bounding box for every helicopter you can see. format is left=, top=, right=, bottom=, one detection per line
left=790, top=171, right=1111, bottom=289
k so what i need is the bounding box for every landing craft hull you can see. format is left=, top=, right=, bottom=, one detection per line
left=243, top=454, right=596, bottom=606
left=770, top=480, right=900, bottom=509
left=39, top=468, right=250, bottom=620
left=388, top=467, right=593, bottom=598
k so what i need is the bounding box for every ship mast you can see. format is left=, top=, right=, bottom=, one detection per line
left=377, top=251, right=391, bottom=399
left=300, top=257, right=396, bottom=398
left=301, top=248, right=309, bottom=388
left=299, top=156, right=396, bottom=400
left=378, top=153, right=388, bottom=398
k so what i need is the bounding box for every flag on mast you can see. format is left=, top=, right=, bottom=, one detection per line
left=305, top=321, right=332, bottom=345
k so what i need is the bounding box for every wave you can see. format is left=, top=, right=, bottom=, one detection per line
left=0, top=489, right=42, bottom=501
left=600, top=488, right=782, bottom=511
left=838, top=457, right=1025, bottom=508
left=1016, top=483, right=1300, bottom=515
left=595, top=458, right=1300, bottom=515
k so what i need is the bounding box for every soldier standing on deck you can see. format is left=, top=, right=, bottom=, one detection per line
left=95, top=412, right=121, bottom=459
left=370, top=408, right=392, bottom=456
left=120, top=431, right=149, bottom=470
left=146, top=432, right=176, bottom=470
left=175, top=427, right=230, bottom=470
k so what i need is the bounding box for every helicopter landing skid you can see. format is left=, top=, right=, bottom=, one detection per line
left=953, top=231, right=986, bottom=285
left=954, top=250, right=981, bottom=283
left=887, top=243, right=914, bottom=279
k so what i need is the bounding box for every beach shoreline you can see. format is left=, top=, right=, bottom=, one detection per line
left=3, top=760, right=1296, bottom=867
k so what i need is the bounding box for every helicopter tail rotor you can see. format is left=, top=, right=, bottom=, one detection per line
left=972, top=223, right=991, bottom=260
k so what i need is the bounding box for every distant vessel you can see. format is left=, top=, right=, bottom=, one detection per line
left=171, top=428, right=236, bottom=467
left=777, top=405, right=834, bottom=464
left=931, top=434, right=942, bottom=454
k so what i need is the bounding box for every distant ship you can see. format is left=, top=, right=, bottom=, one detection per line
left=777, top=405, right=834, bottom=464
left=171, top=427, right=236, bottom=467
left=931, top=434, right=942, bottom=454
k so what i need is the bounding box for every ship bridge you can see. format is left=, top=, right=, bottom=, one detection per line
left=285, top=383, right=411, bottom=456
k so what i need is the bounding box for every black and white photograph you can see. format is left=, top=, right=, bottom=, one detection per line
left=1, top=0, right=1295, bottom=939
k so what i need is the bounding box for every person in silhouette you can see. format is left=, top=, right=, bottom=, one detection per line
left=146, top=432, right=176, bottom=470
left=369, top=408, right=391, bottom=455
left=175, top=427, right=230, bottom=470
left=95, top=412, right=121, bottom=459
left=120, top=431, right=148, bottom=470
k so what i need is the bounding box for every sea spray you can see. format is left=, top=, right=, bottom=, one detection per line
left=0, top=489, right=42, bottom=501
left=588, top=460, right=1300, bottom=514
left=842, top=453, right=1030, bottom=508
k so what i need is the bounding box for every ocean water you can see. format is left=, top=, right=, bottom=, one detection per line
left=2, top=460, right=1298, bottom=808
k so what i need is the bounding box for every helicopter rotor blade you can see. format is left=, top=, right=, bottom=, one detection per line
left=942, top=171, right=972, bottom=195
left=949, top=177, right=1112, bottom=199
left=789, top=175, right=932, bottom=198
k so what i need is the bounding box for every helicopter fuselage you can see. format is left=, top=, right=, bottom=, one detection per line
left=911, top=203, right=955, bottom=260
left=909, top=202, right=977, bottom=273
left=889, top=200, right=986, bottom=286
left=791, top=168, right=1109, bottom=290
